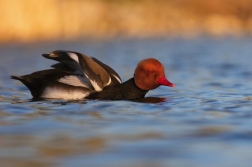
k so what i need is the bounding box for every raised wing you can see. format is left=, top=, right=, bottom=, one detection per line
left=43, top=50, right=116, bottom=91
left=91, top=57, right=122, bottom=86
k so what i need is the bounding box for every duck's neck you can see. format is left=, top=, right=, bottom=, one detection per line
left=86, top=78, right=148, bottom=100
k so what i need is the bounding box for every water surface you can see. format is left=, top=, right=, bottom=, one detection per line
left=1, top=37, right=252, bottom=167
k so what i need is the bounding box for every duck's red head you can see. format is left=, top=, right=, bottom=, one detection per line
left=134, top=58, right=175, bottom=90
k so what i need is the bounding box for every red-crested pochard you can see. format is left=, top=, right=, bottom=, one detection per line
left=11, top=50, right=175, bottom=100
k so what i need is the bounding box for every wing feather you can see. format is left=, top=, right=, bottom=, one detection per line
left=58, top=75, right=93, bottom=89
left=42, top=50, right=120, bottom=91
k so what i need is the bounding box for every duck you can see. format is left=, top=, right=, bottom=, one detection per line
left=11, top=50, right=175, bottom=100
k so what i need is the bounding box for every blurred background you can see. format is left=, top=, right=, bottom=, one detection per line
left=1, top=0, right=252, bottom=43
left=2, top=1, right=252, bottom=167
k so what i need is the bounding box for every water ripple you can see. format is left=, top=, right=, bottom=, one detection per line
left=1, top=38, right=252, bottom=167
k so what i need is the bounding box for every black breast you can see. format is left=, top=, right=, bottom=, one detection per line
left=86, top=78, right=148, bottom=100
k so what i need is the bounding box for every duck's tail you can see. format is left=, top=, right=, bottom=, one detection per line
left=11, top=75, right=39, bottom=98
left=11, top=75, right=31, bottom=89
left=11, top=75, right=23, bottom=81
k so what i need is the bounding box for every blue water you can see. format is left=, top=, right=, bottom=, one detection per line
left=1, top=37, right=252, bottom=167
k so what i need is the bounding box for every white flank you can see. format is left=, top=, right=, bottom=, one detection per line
left=111, top=74, right=122, bottom=83
left=68, top=52, right=79, bottom=63
left=41, top=87, right=89, bottom=100
left=58, top=75, right=93, bottom=89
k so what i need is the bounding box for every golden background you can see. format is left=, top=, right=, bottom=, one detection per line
left=1, top=0, right=252, bottom=42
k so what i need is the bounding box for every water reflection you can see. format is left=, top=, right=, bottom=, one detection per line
left=132, top=97, right=166, bottom=104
